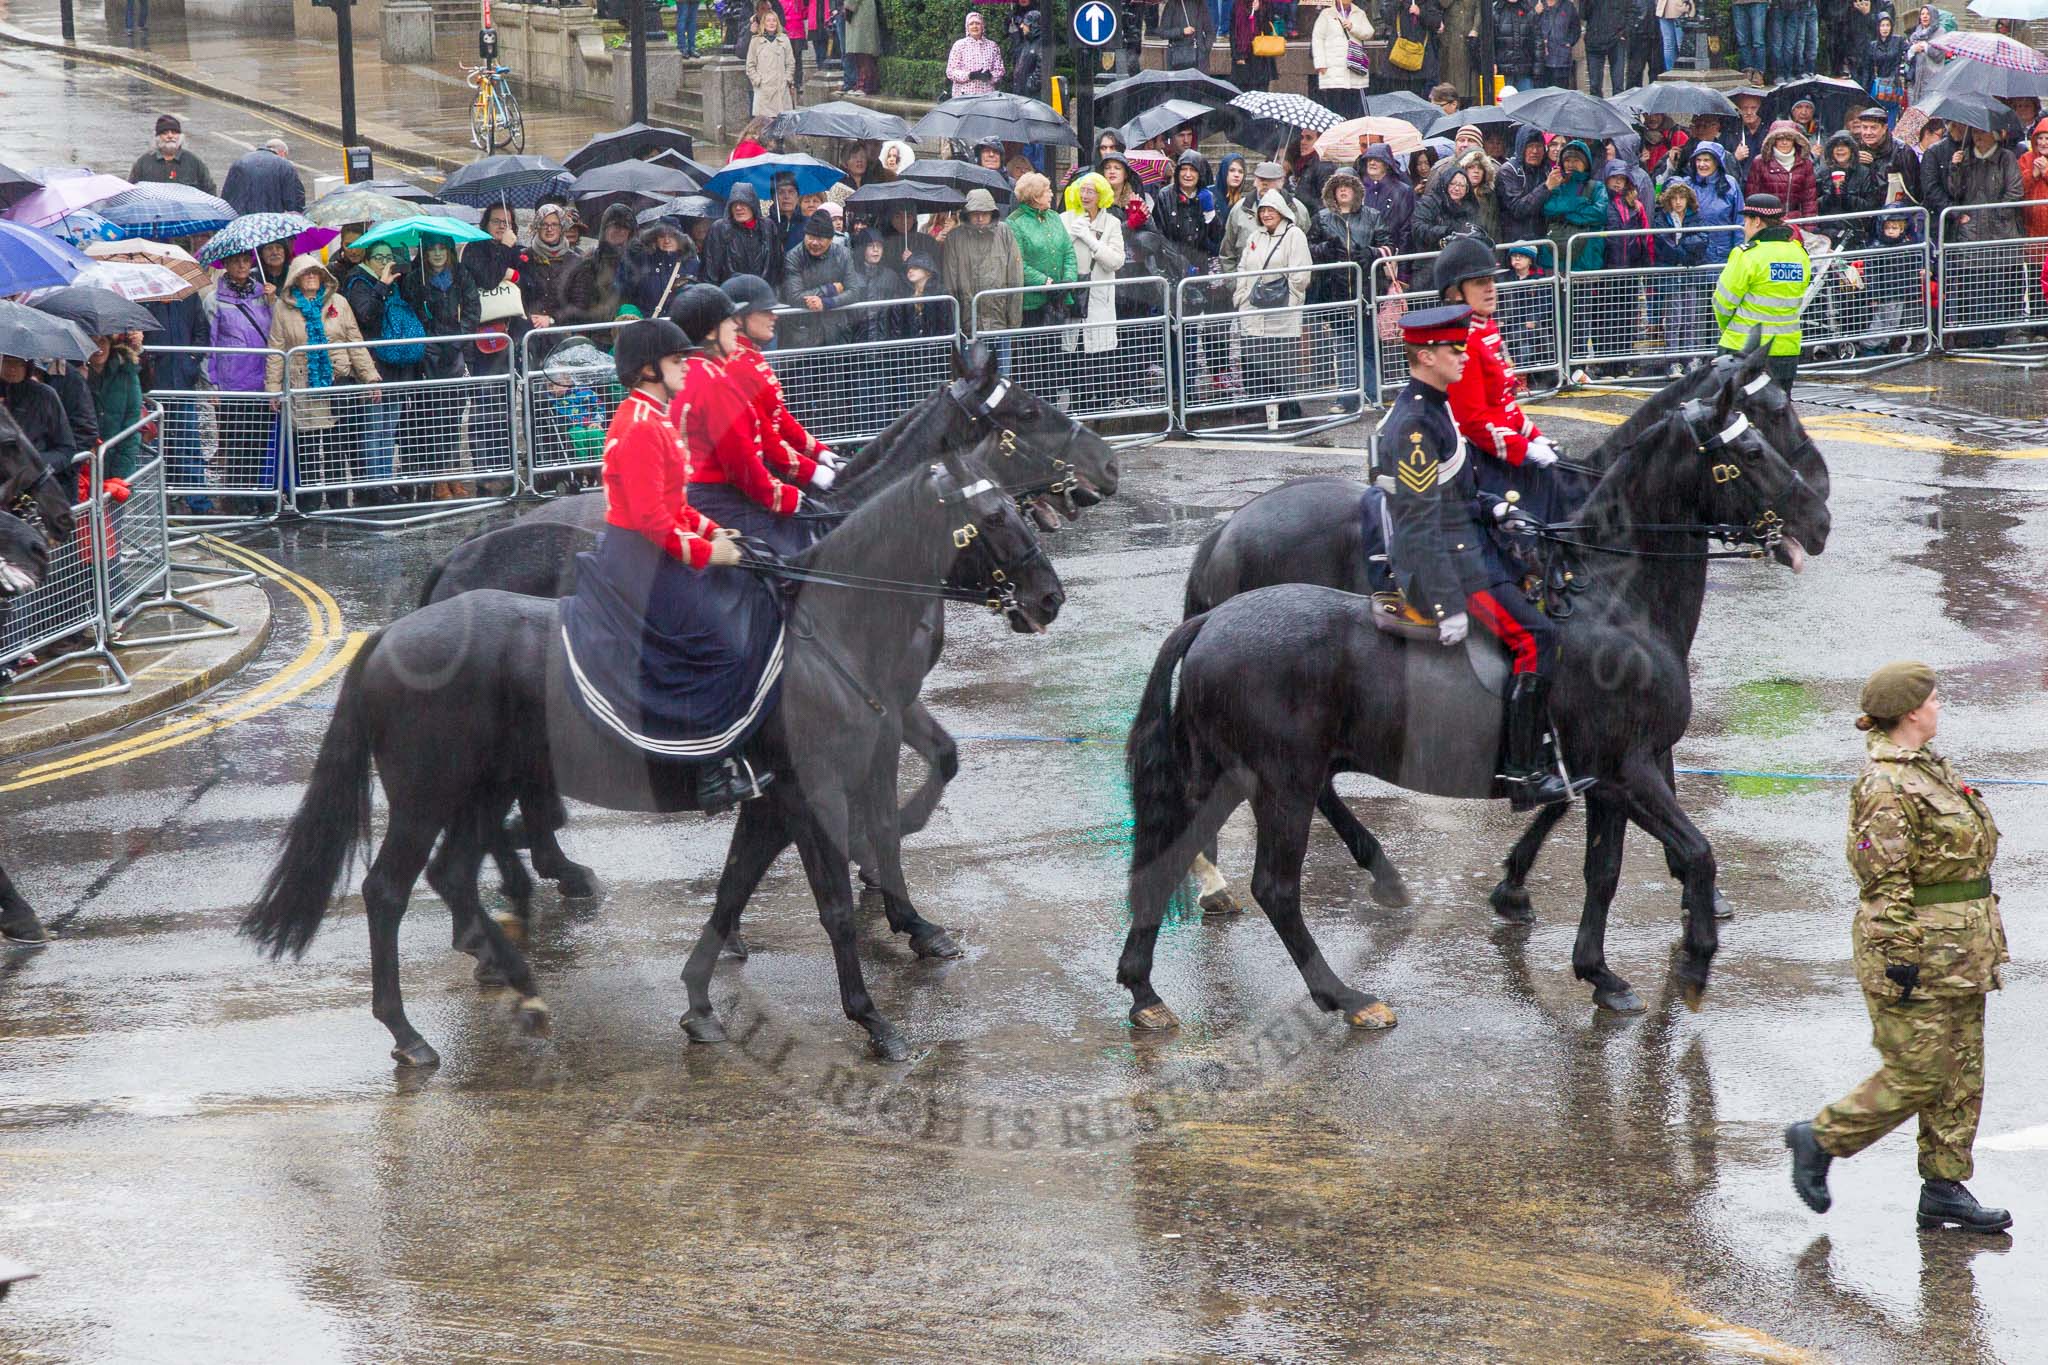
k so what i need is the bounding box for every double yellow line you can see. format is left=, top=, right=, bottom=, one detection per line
left=0, top=538, right=367, bottom=793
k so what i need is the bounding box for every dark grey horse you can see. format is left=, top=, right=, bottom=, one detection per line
left=1120, top=383, right=1831, bottom=1031
left=243, top=436, right=1065, bottom=1065
left=1173, top=345, right=1831, bottom=923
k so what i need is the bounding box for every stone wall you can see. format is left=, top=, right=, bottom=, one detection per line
left=291, top=0, right=387, bottom=41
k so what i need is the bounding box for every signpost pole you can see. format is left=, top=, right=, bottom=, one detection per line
left=1071, top=0, right=1120, bottom=170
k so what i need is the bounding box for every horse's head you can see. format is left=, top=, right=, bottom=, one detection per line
left=933, top=432, right=1065, bottom=634
left=0, top=509, right=50, bottom=600
left=0, top=406, right=78, bottom=548
left=1677, top=378, right=1830, bottom=573
left=949, top=340, right=1119, bottom=526
left=1720, top=336, right=1833, bottom=524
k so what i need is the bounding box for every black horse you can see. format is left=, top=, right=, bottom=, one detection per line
left=0, top=408, right=91, bottom=945
left=419, top=344, right=1119, bottom=956
left=1173, top=346, right=1832, bottom=921
left=243, top=435, right=1065, bottom=1065
left=1120, top=383, right=1831, bottom=1032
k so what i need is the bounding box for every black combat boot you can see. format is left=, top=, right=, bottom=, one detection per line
left=1784, top=1121, right=1833, bottom=1213
left=1503, top=673, right=1573, bottom=809
left=1918, top=1180, right=2013, bottom=1233
left=694, top=756, right=772, bottom=814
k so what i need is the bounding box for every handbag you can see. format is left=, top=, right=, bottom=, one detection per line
left=379, top=291, right=428, bottom=366
left=1248, top=228, right=1297, bottom=308
left=1388, top=33, right=1425, bottom=70
left=477, top=278, right=525, bottom=324
left=1346, top=37, right=1371, bottom=73
left=1252, top=28, right=1287, bottom=57
left=1167, top=34, right=1201, bottom=66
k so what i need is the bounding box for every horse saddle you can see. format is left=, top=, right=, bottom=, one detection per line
left=1357, top=487, right=1515, bottom=700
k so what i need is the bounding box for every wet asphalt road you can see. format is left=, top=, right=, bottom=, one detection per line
left=6, top=47, right=2048, bottom=1365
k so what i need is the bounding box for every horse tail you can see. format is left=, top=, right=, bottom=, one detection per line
left=240, top=631, right=380, bottom=959
left=1181, top=521, right=1226, bottom=620
left=1126, top=614, right=1206, bottom=902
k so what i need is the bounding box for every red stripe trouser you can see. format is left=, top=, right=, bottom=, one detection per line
left=1466, top=585, right=1551, bottom=675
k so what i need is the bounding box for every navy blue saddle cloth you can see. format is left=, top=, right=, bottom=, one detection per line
left=559, top=528, right=785, bottom=761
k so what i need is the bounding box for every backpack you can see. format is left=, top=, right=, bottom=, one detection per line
left=380, top=290, right=428, bottom=366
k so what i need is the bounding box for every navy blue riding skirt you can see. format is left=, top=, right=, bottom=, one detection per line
left=685, top=482, right=823, bottom=560
left=559, top=527, right=784, bottom=760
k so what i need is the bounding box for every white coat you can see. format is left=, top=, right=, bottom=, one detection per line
left=1312, top=2, right=1375, bottom=92
left=1233, top=219, right=1314, bottom=338
left=1061, top=206, right=1125, bottom=353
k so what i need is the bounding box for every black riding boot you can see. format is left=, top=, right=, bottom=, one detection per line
left=1503, top=673, right=1573, bottom=810
left=1918, top=1180, right=2013, bottom=1233
left=694, top=755, right=773, bottom=814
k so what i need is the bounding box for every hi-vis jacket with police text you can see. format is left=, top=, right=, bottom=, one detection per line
left=1371, top=378, right=1509, bottom=621
left=727, top=336, right=824, bottom=485
left=601, top=388, right=723, bottom=569
left=1712, top=229, right=1809, bottom=356
left=672, top=352, right=804, bottom=516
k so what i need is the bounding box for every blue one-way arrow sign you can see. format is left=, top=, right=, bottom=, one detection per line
left=1072, top=0, right=1118, bottom=47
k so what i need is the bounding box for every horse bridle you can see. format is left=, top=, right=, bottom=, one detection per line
left=947, top=375, right=1091, bottom=504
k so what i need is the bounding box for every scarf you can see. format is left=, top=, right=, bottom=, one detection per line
left=292, top=289, right=333, bottom=388
left=1773, top=146, right=1797, bottom=169
left=430, top=266, right=454, bottom=290
left=525, top=223, right=575, bottom=266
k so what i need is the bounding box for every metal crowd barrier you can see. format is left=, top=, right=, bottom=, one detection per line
left=770, top=294, right=963, bottom=448
left=519, top=319, right=627, bottom=493
left=1935, top=205, right=2048, bottom=364
left=968, top=278, right=1173, bottom=446
left=283, top=334, right=521, bottom=527
left=1794, top=207, right=1933, bottom=375
left=1365, top=243, right=1564, bottom=403
left=1563, top=224, right=1746, bottom=384
left=147, top=344, right=291, bottom=526
left=103, top=447, right=238, bottom=647
left=1174, top=262, right=1362, bottom=441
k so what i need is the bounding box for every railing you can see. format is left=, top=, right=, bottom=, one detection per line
left=1935, top=204, right=2048, bottom=363
left=968, top=278, right=1174, bottom=446
left=771, top=294, right=964, bottom=448
left=145, top=344, right=289, bottom=526
left=1177, top=262, right=1362, bottom=440
left=519, top=320, right=628, bottom=492
left=1794, top=207, right=1933, bottom=375
left=1365, top=243, right=1565, bottom=402
left=1563, top=224, right=1747, bottom=382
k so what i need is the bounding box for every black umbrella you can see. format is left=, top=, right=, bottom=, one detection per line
left=1092, top=67, right=1242, bottom=127
left=1766, top=75, right=1868, bottom=132
left=900, top=159, right=1015, bottom=203
left=1362, top=89, right=1441, bottom=135
left=913, top=93, right=1079, bottom=148
left=1925, top=56, right=2048, bottom=101
left=1913, top=88, right=2024, bottom=134
left=1118, top=99, right=1218, bottom=148
left=846, top=179, right=967, bottom=214
left=636, top=193, right=722, bottom=226
left=562, top=122, right=697, bottom=174
left=1426, top=104, right=1514, bottom=137
left=0, top=161, right=43, bottom=213
left=0, top=298, right=94, bottom=362
left=439, top=154, right=572, bottom=208
left=1628, top=81, right=1740, bottom=118
left=646, top=149, right=721, bottom=184
left=1500, top=86, right=1635, bottom=140
left=28, top=285, right=160, bottom=336
left=568, top=159, right=701, bottom=198
left=766, top=100, right=914, bottom=142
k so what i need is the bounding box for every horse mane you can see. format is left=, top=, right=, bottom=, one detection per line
left=828, top=387, right=965, bottom=508
left=1572, top=382, right=1729, bottom=542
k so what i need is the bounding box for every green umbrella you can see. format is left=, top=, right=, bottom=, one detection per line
left=348, top=215, right=492, bottom=252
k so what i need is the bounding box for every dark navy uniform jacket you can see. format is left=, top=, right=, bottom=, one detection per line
left=1371, top=377, right=1512, bottom=622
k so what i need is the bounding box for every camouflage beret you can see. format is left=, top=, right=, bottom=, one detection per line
left=1859, top=660, right=1936, bottom=721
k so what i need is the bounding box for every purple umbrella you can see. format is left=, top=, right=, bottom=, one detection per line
left=4, top=173, right=132, bottom=229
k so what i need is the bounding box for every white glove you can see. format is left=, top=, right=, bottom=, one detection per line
left=815, top=445, right=845, bottom=470
left=1524, top=436, right=1559, bottom=467
left=706, top=537, right=742, bottom=568
left=811, top=462, right=836, bottom=490
left=1437, top=612, right=1469, bottom=647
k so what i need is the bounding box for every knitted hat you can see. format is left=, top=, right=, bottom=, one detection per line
left=804, top=208, right=836, bottom=238
left=155, top=114, right=181, bottom=135
left=1859, top=661, right=1936, bottom=723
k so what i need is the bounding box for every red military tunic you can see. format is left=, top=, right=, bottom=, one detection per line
left=602, top=387, right=722, bottom=570
left=1447, top=312, right=1543, bottom=468
left=727, top=336, right=824, bottom=485
left=672, top=352, right=804, bottom=516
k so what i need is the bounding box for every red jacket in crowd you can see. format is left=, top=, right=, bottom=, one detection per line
left=602, top=388, right=723, bottom=569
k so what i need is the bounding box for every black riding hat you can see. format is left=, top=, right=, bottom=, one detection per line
left=722, top=273, right=778, bottom=314
left=667, top=282, right=746, bottom=345
left=613, top=317, right=690, bottom=388
left=1434, top=235, right=1502, bottom=295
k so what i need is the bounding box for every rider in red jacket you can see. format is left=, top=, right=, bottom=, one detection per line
left=715, top=273, right=846, bottom=491
left=1433, top=237, right=1562, bottom=475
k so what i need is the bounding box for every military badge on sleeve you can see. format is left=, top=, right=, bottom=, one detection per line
left=1398, top=434, right=1439, bottom=495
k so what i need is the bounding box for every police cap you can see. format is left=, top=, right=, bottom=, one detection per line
left=1859, top=660, right=1936, bottom=723
left=1399, top=303, right=1473, bottom=345
left=1743, top=193, right=1786, bottom=218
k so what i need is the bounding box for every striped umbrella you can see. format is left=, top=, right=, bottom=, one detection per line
left=199, top=212, right=338, bottom=264
left=84, top=240, right=213, bottom=295
left=1125, top=150, right=1173, bottom=188
left=94, top=183, right=237, bottom=239
left=1930, top=30, right=2048, bottom=71
left=1314, top=116, right=1426, bottom=160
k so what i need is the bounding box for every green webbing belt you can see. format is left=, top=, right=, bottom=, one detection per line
left=1912, top=878, right=1991, bottom=906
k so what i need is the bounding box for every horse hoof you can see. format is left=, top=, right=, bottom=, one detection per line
left=1488, top=881, right=1536, bottom=924
left=472, top=960, right=509, bottom=987
left=391, top=1039, right=441, bottom=1069
left=1130, top=1002, right=1181, bottom=1030
left=1198, top=887, right=1244, bottom=918
left=1346, top=1000, right=1397, bottom=1029
left=720, top=931, right=750, bottom=961
left=514, top=996, right=552, bottom=1037
left=489, top=910, right=527, bottom=947
left=1712, top=888, right=1734, bottom=921
left=1594, top=987, right=1646, bottom=1014
left=681, top=1012, right=727, bottom=1044
left=1369, top=874, right=1412, bottom=909
left=555, top=866, right=600, bottom=900
left=0, top=912, right=51, bottom=945
left=869, top=1030, right=911, bottom=1062
left=911, top=927, right=963, bottom=960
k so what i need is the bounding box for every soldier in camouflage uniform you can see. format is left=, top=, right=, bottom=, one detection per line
left=1786, top=661, right=2013, bottom=1233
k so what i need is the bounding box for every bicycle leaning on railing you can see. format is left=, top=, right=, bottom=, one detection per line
left=465, top=58, right=523, bottom=153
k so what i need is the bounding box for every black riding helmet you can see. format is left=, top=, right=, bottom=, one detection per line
left=613, top=317, right=690, bottom=389
left=1434, top=235, right=1502, bottom=297
left=721, top=273, right=778, bottom=316
left=667, top=282, right=746, bottom=347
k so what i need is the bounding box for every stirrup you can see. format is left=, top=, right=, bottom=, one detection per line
left=695, top=756, right=772, bottom=813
